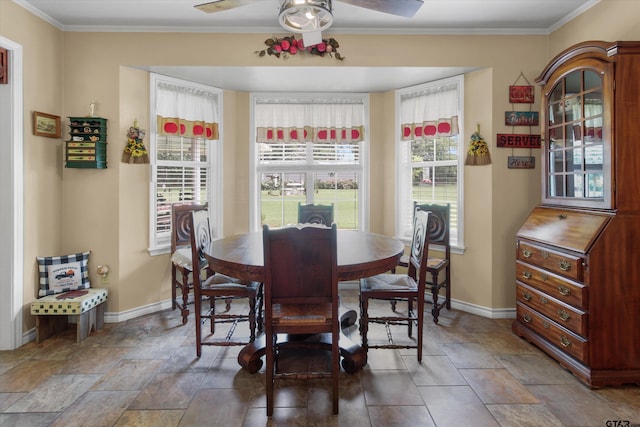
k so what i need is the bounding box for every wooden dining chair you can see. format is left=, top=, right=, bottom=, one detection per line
left=360, top=209, right=431, bottom=361
left=393, top=202, right=451, bottom=324
left=189, top=210, right=262, bottom=356
left=170, top=203, right=208, bottom=324
left=297, top=202, right=334, bottom=225
left=262, top=223, right=340, bottom=416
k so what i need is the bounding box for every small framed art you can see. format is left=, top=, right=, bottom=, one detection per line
left=33, top=111, right=61, bottom=138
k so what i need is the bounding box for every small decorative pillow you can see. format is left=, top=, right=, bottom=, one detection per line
left=37, top=251, right=91, bottom=297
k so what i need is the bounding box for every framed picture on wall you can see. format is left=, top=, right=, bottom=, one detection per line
left=33, top=111, right=61, bottom=138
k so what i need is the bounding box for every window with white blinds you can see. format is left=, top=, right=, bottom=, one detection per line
left=252, top=93, right=368, bottom=230
left=395, top=76, right=464, bottom=248
left=149, top=74, right=221, bottom=254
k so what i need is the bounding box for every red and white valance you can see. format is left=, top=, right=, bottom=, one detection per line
left=156, top=82, right=219, bottom=140
left=256, top=126, right=364, bottom=143
left=400, top=83, right=459, bottom=141
left=401, top=117, right=459, bottom=139
left=255, top=101, right=364, bottom=144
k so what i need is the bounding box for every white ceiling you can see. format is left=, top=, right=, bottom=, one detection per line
left=13, top=0, right=600, bottom=92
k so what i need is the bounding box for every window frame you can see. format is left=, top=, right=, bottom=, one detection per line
left=394, top=75, right=465, bottom=251
left=148, top=73, right=223, bottom=255
left=249, top=92, right=370, bottom=232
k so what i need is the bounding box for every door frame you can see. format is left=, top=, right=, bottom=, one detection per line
left=0, top=36, right=24, bottom=350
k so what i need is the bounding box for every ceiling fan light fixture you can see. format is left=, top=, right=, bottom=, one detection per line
left=279, top=0, right=333, bottom=34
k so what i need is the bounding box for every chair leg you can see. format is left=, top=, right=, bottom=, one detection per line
left=256, top=283, right=264, bottom=333
left=332, top=332, right=339, bottom=415
left=248, top=295, right=257, bottom=342
left=180, top=269, right=190, bottom=325
left=266, top=333, right=275, bottom=417
left=171, top=266, right=177, bottom=311
left=417, top=295, right=424, bottom=362
left=195, top=291, right=202, bottom=357
left=359, top=295, right=369, bottom=354
left=407, top=297, right=413, bottom=338
left=445, top=268, right=451, bottom=310
left=214, top=297, right=216, bottom=335
left=431, top=271, right=441, bottom=324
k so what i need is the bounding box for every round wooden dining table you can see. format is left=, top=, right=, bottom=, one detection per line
left=202, top=229, right=405, bottom=374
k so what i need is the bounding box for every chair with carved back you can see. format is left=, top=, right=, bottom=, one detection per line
left=298, top=202, right=334, bottom=226
left=189, top=210, right=262, bottom=356
left=170, top=203, right=208, bottom=324
left=262, top=223, right=340, bottom=416
left=360, top=209, right=431, bottom=361
left=393, top=202, right=451, bottom=324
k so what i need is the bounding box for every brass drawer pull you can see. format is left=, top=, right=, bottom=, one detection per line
left=558, top=309, right=571, bottom=321
left=540, top=296, right=548, bottom=305
left=522, top=271, right=532, bottom=280
left=542, top=251, right=550, bottom=259
left=522, top=291, right=532, bottom=301
left=523, top=313, right=532, bottom=323
left=543, top=321, right=550, bottom=329
left=558, top=214, right=567, bottom=220
left=558, top=285, right=571, bottom=296
left=559, top=260, right=571, bottom=271
left=522, top=249, right=532, bottom=258
left=560, top=335, right=572, bottom=347
left=541, top=273, right=549, bottom=281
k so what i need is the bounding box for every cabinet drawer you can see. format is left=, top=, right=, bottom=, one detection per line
left=517, top=240, right=584, bottom=281
left=516, top=302, right=588, bottom=364
left=516, top=282, right=587, bottom=336
left=515, top=261, right=587, bottom=309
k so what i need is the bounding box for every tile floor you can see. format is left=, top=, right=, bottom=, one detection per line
left=0, top=289, right=639, bottom=427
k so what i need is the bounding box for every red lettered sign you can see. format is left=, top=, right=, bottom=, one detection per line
left=496, top=133, right=541, bottom=148
left=509, top=85, right=534, bottom=103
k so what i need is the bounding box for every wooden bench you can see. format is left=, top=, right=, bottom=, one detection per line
left=30, top=288, right=108, bottom=343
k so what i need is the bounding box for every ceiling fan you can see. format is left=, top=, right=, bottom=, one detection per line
left=195, top=0, right=424, bottom=46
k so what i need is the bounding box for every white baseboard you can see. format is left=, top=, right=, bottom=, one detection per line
left=22, top=294, right=516, bottom=344
left=104, top=299, right=173, bottom=323
left=450, top=299, right=516, bottom=319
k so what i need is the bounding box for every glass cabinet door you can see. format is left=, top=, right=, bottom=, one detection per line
left=543, top=63, right=611, bottom=209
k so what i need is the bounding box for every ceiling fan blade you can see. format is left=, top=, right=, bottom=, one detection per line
left=194, top=0, right=266, bottom=13
left=338, top=0, right=424, bottom=18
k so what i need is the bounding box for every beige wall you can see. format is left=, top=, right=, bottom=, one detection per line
left=3, top=0, right=640, bottom=336
left=549, top=0, right=640, bottom=57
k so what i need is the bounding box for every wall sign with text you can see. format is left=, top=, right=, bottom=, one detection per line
left=509, top=85, right=534, bottom=103
left=508, top=156, right=536, bottom=169
left=505, top=111, right=539, bottom=126
left=496, top=133, right=541, bottom=148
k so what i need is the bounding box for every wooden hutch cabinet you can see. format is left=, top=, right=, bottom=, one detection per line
left=512, top=41, right=640, bottom=387
left=66, top=117, right=108, bottom=168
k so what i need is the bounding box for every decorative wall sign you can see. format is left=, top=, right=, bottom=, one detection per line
left=509, top=85, right=534, bottom=103
left=508, top=156, right=536, bottom=169
left=497, top=133, right=541, bottom=148
left=505, top=111, right=539, bottom=126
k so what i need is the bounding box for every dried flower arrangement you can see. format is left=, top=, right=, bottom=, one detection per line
left=465, top=125, right=491, bottom=165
